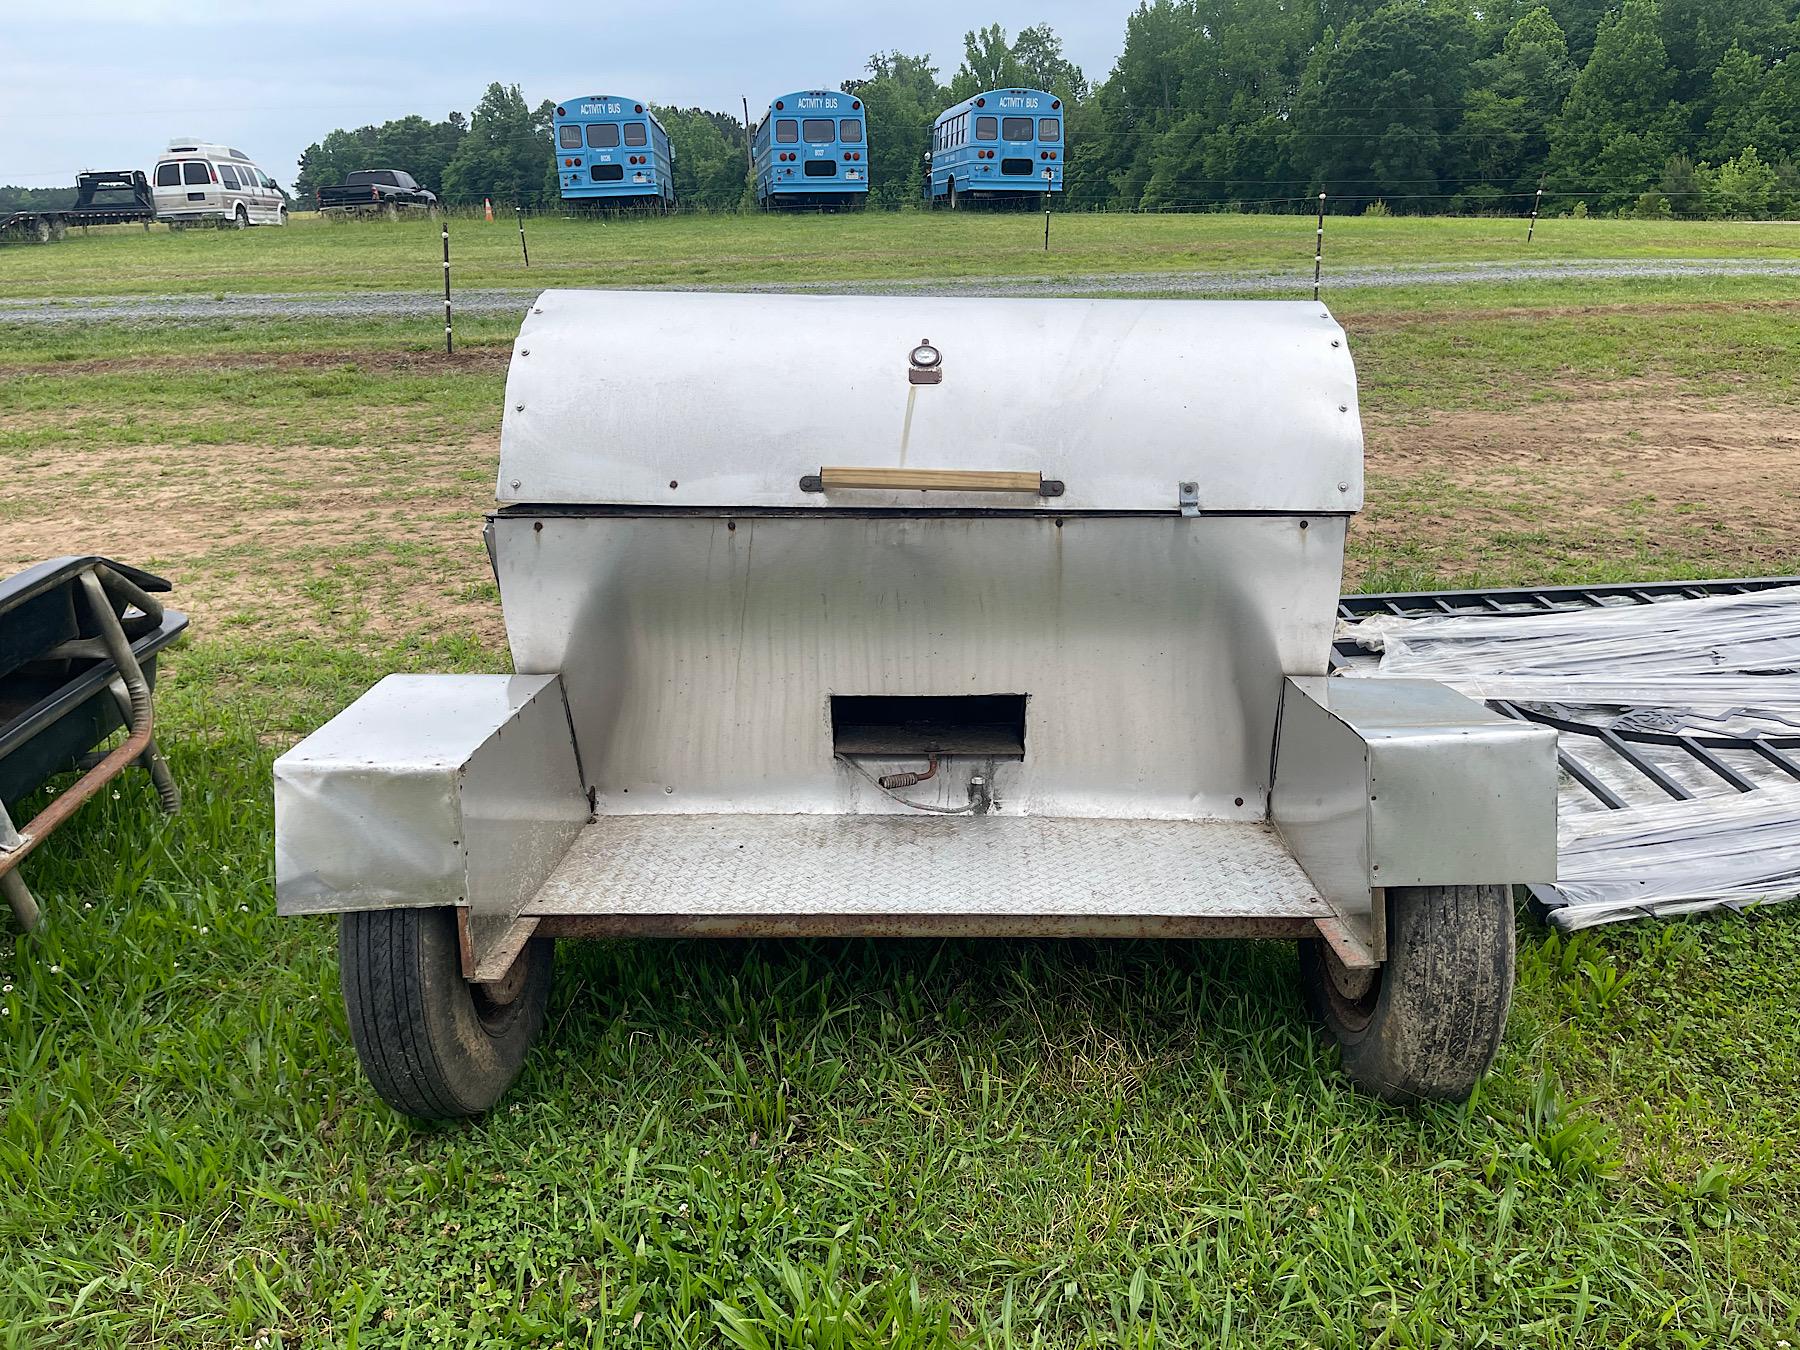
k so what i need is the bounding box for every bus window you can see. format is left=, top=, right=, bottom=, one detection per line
left=840, top=118, right=862, bottom=143
left=182, top=162, right=211, bottom=186
left=219, top=165, right=241, bottom=189
left=802, top=119, right=835, bottom=143
left=1001, top=116, right=1034, bottom=141
left=776, top=120, right=798, bottom=144
left=587, top=123, right=620, bottom=149
left=975, top=116, right=997, bottom=141
left=1040, top=118, right=1061, bottom=142
left=559, top=125, right=582, bottom=149
left=154, top=162, right=180, bottom=187
left=624, top=123, right=647, bottom=147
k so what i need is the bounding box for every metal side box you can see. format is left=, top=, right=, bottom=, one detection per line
left=274, top=674, right=588, bottom=969
left=1272, top=675, right=1559, bottom=928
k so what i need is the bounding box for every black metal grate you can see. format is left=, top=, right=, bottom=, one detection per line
left=1334, top=575, right=1800, bottom=917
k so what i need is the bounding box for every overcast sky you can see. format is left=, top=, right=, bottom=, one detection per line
left=2, top=1, right=1128, bottom=187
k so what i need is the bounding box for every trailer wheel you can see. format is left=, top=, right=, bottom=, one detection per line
left=338, top=907, right=553, bottom=1119
left=1300, top=884, right=1514, bottom=1103
left=30, top=216, right=51, bottom=244
left=48, top=216, right=68, bottom=242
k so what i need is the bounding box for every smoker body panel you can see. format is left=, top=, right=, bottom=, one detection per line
left=492, top=512, right=1348, bottom=820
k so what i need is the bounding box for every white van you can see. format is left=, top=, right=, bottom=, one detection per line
left=151, top=142, right=287, bottom=228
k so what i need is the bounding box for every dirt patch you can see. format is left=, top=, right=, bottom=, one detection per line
left=7, top=379, right=1796, bottom=648
left=1, top=437, right=505, bottom=646
left=1352, top=388, right=1800, bottom=583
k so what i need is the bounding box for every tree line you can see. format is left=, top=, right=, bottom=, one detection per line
left=283, top=0, right=1800, bottom=218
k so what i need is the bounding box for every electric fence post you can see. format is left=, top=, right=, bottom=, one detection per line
left=441, top=220, right=453, bottom=355
left=1313, top=192, right=1326, bottom=301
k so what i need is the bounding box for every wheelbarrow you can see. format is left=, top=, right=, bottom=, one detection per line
left=1, top=557, right=186, bottom=930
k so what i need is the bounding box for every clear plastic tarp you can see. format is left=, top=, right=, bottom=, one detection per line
left=1337, top=587, right=1800, bottom=930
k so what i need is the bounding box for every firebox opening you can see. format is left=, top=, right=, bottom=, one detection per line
left=831, top=694, right=1027, bottom=757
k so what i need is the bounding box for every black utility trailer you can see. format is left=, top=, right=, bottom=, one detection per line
left=0, top=208, right=69, bottom=245
left=1, top=558, right=187, bottom=931
left=69, top=170, right=156, bottom=229
left=0, top=171, right=156, bottom=244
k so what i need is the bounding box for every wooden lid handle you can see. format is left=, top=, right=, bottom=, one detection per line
left=804, top=467, right=1064, bottom=497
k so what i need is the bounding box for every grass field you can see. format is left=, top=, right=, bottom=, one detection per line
left=2, top=214, right=1799, bottom=1347
left=3, top=210, right=1799, bottom=300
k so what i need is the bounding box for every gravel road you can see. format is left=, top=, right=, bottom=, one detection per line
left=2, top=257, right=1796, bottom=325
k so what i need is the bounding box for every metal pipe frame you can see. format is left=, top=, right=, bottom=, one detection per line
left=0, top=564, right=178, bottom=929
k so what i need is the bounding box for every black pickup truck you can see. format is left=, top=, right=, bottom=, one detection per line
left=317, top=169, right=439, bottom=217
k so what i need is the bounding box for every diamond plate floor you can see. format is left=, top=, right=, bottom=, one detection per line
left=525, top=814, right=1326, bottom=920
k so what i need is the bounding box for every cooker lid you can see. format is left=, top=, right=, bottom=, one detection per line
left=497, top=289, right=1363, bottom=513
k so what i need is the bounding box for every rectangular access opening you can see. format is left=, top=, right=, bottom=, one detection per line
left=831, top=694, right=1027, bottom=757
left=804, top=160, right=838, bottom=178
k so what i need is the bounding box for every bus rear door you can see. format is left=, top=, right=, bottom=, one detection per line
left=998, top=114, right=1038, bottom=181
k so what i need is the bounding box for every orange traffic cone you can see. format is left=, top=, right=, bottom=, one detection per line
left=484, top=198, right=494, bottom=222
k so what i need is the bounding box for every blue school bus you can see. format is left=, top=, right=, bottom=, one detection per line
left=928, top=89, right=1064, bottom=207
left=753, top=90, right=868, bottom=207
left=554, top=95, right=674, bottom=208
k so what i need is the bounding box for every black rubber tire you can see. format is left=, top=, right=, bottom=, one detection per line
left=1299, top=884, right=1514, bottom=1104
left=338, top=908, right=553, bottom=1119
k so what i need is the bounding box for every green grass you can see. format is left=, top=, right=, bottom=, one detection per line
left=5, top=659, right=1798, bottom=1346
left=2, top=218, right=1799, bottom=1346
left=0, top=210, right=1795, bottom=301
